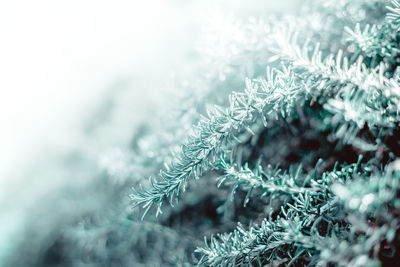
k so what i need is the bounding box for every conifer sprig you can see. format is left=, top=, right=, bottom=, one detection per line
left=272, top=29, right=397, bottom=99
left=130, top=67, right=305, bottom=217
left=196, top=217, right=330, bottom=266
left=196, top=160, right=400, bottom=266
left=344, top=0, right=400, bottom=64
left=270, top=29, right=400, bottom=151
left=386, top=0, right=400, bottom=30
left=216, top=157, right=322, bottom=207
left=127, top=0, right=400, bottom=265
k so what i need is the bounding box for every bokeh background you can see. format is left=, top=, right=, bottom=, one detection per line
left=0, top=0, right=300, bottom=264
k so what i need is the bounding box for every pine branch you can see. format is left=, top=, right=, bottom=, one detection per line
left=195, top=158, right=399, bottom=266
left=386, top=0, right=400, bottom=31
left=270, top=30, right=400, bottom=149
left=130, top=67, right=305, bottom=217
left=344, top=0, right=400, bottom=64
left=196, top=217, right=329, bottom=266
left=271, top=29, right=393, bottom=96
left=215, top=157, right=322, bottom=207
left=333, top=161, right=400, bottom=220
left=319, top=164, right=400, bottom=266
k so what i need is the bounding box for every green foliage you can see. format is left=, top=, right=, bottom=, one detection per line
left=118, top=0, right=400, bottom=266
left=386, top=0, right=400, bottom=30
left=8, top=1, right=400, bottom=266
left=344, top=0, right=400, bottom=68
left=197, top=159, right=400, bottom=266
left=130, top=67, right=304, bottom=217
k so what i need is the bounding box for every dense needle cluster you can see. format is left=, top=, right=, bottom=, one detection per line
left=4, top=0, right=400, bottom=266
left=130, top=0, right=400, bottom=266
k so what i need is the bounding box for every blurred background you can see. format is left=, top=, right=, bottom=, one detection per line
left=0, top=0, right=300, bottom=264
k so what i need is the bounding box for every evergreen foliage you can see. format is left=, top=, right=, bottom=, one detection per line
left=4, top=0, right=400, bottom=266
left=128, top=0, right=400, bottom=265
